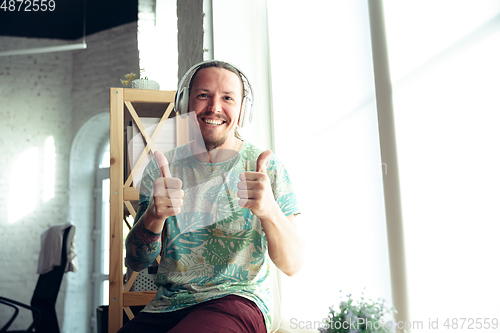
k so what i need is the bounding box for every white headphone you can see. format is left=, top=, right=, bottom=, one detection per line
left=174, top=60, right=254, bottom=128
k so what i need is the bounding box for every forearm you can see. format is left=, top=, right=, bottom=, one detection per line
left=260, top=205, right=305, bottom=277
left=125, top=206, right=163, bottom=271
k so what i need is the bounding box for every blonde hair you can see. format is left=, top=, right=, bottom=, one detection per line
left=189, top=61, right=247, bottom=140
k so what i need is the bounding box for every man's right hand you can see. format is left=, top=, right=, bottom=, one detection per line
left=145, top=151, right=184, bottom=226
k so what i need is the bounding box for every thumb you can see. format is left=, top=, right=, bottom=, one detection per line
left=256, top=150, right=272, bottom=173
left=154, top=150, right=171, bottom=178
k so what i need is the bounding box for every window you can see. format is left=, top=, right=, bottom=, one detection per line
left=209, top=2, right=391, bottom=332
left=267, top=1, right=391, bottom=330
left=208, top=1, right=500, bottom=332
left=91, top=141, right=110, bottom=332
left=383, top=0, right=500, bottom=326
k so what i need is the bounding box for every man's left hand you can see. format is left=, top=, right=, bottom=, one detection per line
left=237, top=150, right=279, bottom=219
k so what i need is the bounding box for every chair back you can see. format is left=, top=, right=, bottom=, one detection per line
left=30, top=227, right=71, bottom=333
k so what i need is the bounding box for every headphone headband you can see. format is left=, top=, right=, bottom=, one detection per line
left=174, top=60, right=254, bottom=128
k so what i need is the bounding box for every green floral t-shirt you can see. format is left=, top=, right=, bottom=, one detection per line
left=134, top=141, right=299, bottom=331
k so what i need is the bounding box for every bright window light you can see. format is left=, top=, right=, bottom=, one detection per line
left=267, top=1, right=391, bottom=329
left=383, top=0, right=500, bottom=326
left=102, top=178, right=110, bottom=275
left=137, top=0, right=178, bottom=90
left=99, top=141, right=110, bottom=169
left=9, top=146, right=39, bottom=224
left=102, top=280, right=109, bottom=306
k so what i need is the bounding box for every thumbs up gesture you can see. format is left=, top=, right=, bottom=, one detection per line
left=146, top=150, right=184, bottom=222
left=237, top=150, right=278, bottom=219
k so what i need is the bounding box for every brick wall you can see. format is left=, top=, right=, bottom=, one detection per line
left=0, top=37, right=74, bottom=328
left=72, top=23, right=140, bottom=134
left=67, top=22, right=140, bottom=332
left=0, top=21, right=139, bottom=332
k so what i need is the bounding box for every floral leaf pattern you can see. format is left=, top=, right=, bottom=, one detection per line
left=133, top=142, right=300, bottom=332
left=203, top=226, right=255, bottom=267
left=163, top=213, right=210, bottom=260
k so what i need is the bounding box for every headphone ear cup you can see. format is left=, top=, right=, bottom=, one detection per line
left=239, top=96, right=248, bottom=128
left=239, top=96, right=253, bottom=128
left=177, top=87, right=189, bottom=119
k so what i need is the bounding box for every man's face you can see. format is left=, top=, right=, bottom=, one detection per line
left=188, top=67, right=243, bottom=151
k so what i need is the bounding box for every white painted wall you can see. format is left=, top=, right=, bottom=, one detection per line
left=0, top=36, right=75, bottom=329
left=0, top=21, right=139, bottom=332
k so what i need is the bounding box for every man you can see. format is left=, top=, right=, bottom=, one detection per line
left=119, top=61, right=305, bottom=333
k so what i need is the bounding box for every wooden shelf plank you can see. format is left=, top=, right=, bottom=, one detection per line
left=109, top=88, right=125, bottom=333
left=123, top=88, right=176, bottom=103
left=123, top=291, right=157, bottom=307
left=123, top=187, right=140, bottom=201
left=110, top=88, right=180, bottom=333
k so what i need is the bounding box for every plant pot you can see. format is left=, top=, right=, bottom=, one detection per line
left=130, top=79, right=160, bottom=90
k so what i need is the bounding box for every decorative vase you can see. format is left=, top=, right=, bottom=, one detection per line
left=130, top=79, right=160, bottom=90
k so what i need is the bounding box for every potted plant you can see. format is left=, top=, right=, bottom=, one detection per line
left=121, top=68, right=160, bottom=90
left=319, top=290, right=398, bottom=333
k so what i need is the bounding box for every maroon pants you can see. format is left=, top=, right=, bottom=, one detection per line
left=116, top=295, right=267, bottom=333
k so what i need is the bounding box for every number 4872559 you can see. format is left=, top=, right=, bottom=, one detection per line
left=443, top=318, right=498, bottom=330
left=1, top=0, right=56, bottom=12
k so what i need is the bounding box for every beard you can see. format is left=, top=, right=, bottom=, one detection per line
left=195, top=112, right=230, bottom=151
left=198, top=131, right=228, bottom=151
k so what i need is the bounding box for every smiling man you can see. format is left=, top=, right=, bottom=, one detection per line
left=191, top=64, right=242, bottom=152
left=119, top=61, right=305, bottom=333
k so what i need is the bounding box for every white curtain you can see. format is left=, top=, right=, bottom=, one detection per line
left=383, top=0, right=500, bottom=329
left=267, top=1, right=392, bottom=330
left=205, top=0, right=500, bottom=331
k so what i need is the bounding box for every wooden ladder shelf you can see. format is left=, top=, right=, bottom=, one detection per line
left=108, top=88, right=189, bottom=333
